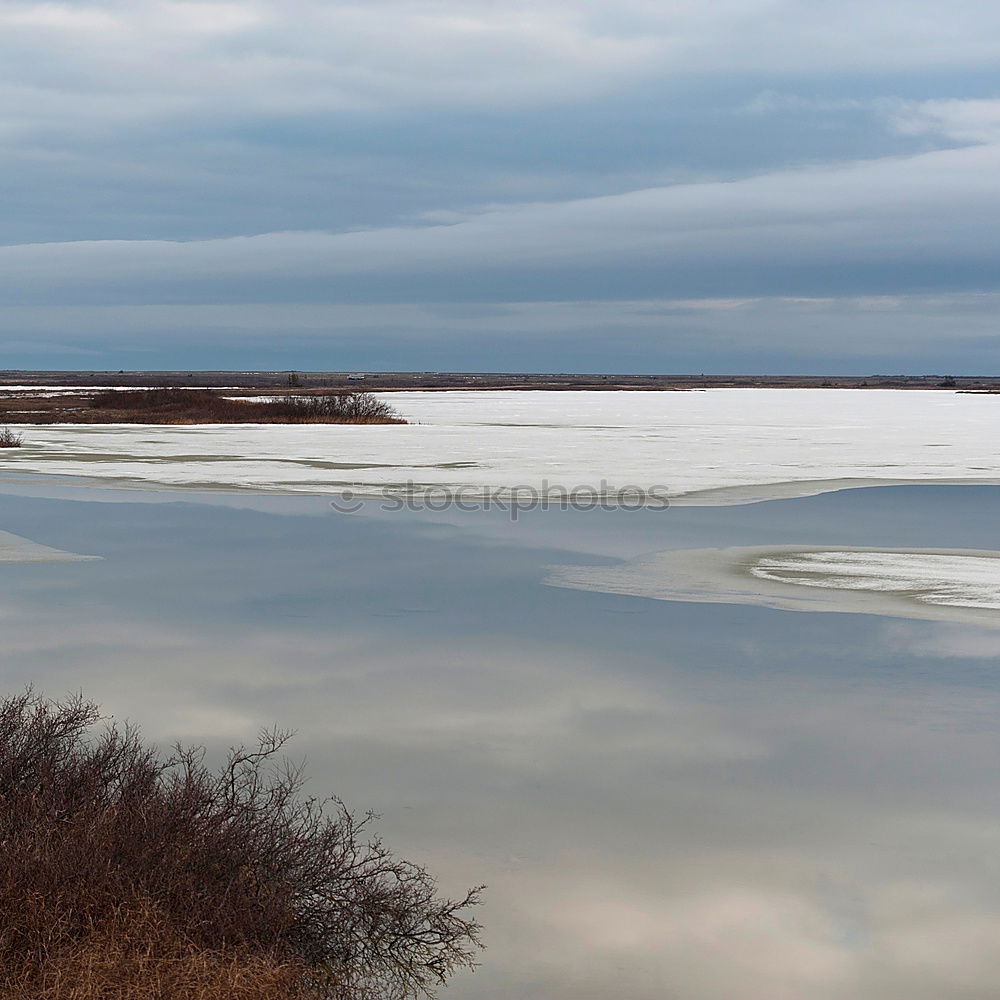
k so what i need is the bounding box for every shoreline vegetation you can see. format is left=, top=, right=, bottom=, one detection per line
left=0, top=691, right=482, bottom=1000
left=0, top=388, right=406, bottom=425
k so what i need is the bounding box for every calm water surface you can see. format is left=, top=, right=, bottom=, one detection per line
left=0, top=482, right=999, bottom=999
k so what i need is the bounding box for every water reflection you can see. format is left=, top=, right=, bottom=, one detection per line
left=0, top=484, right=999, bottom=998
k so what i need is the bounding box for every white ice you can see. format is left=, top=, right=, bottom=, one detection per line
left=548, top=545, right=1000, bottom=627
left=0, top=529, right=98, bottom=563
left=0, top=388, right=997, bottom=502
left=0, top=386, right=248, bottom=398
left=751, top=551, right=1000, bottom=609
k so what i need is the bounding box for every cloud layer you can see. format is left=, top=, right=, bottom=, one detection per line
left=1, top=1, right=999, bottom=369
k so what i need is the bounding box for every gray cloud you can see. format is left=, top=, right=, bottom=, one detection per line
left=2, top=1, right=1000, bottom=131
left=2, top=1, right=1000, bottom=368
left=3, top=293, right=998, bottom=373
left=2, top=136, right=998, bottom=289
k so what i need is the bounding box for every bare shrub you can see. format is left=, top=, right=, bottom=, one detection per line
left=0, top=426, right=23, bottom=447
left=257, top=393, right=404, bottom=424
left=0, top=691, right=482, bottom=999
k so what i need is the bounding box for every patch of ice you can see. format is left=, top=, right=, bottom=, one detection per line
left=547, top=545, right=1000, bottom=627
left=750, top=551, right=1000, bottom=609
left=0, top=529, right=99, bottom=563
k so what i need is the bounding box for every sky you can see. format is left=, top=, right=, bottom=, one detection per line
left=1, top=0, right=999, bottom=373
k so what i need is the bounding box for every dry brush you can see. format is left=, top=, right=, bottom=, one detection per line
left=0, top=692, right=481, bottom=999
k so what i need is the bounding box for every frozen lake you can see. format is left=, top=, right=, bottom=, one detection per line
left=2, top=390, right=1000, bottom=997
left=1, top=388, right=998, bottom=502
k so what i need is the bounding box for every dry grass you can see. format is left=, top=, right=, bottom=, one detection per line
left=0, top=389, right=405, bottom=425
left=0, top=692, right=482, bottom=999
left=7, top=898, right=312, bottom=1000
left=0, top=426, right=23, bottom=446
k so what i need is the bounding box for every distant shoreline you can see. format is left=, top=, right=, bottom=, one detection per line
left=1, top=371, right=998, bottom=392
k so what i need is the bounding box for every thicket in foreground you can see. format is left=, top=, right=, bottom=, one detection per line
left=0, top=692, right=482, bottom=999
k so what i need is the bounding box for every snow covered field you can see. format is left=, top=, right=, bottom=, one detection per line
left=0, top=388, right=997, bottom=502
left=0, top=386, right=245, bottom=397
left=548, top=545, right=1000, bottom=627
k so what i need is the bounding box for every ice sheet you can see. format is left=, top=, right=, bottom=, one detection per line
left=0, top=388, right=997, bottom=502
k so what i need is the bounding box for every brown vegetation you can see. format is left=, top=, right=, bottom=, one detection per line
left=0, top=692, right=482, bottom=999
left=0, top=426, right=23, bottom=447
left=9, top=903, right=312, bottom=1000
left=0, top=389, right=405, bottom=425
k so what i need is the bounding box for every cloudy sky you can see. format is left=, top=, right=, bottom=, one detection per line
left=2, top=0, right=999, bottom=372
